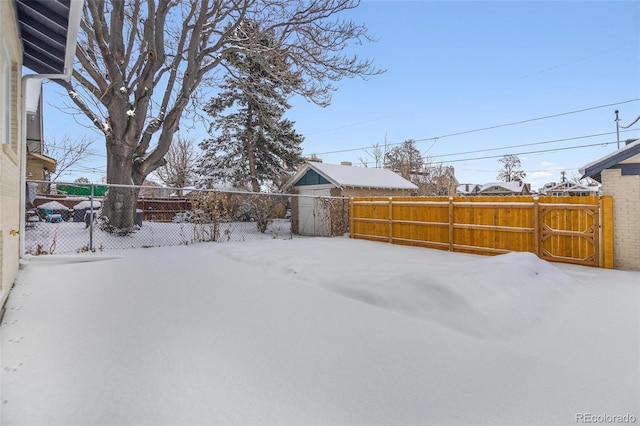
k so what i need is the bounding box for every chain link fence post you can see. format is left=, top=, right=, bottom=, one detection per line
left=89, top=183, right=95, bottom=251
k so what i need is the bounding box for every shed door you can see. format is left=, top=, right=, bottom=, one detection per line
left=299, top=189, right=331, bottom=236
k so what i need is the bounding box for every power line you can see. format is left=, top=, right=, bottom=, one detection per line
left=430, top=128, right=638, bottom=159
left=458, top=167, right=579, bottom=174
left=619, top=113, right=640, bottom=129
left=44, top=143, right=107, bottom=158
left=356, top=128, right=638, bottom=167
left=437, top=140, right=620, bottom=165
left=359, top=140, right=622, bottom=168
left=305, top=98, right=640, bottom=156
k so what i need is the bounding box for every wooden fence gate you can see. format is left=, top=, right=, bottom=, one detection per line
left=350, top=196, right=613, bottom=268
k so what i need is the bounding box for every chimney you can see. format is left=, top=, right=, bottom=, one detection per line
left=340, top=161, right=352, bottom=166
left=465, top=183, right=469, bottom=192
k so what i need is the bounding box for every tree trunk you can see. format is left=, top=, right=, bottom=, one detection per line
left=102, top=140, right=139, bottom=232
left=246, top=106, right=261, bottom=192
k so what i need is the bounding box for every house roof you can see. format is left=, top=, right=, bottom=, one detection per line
left=580, top=139, right=640, bottom=182
left=456, top=183, right=480, bottom=194
left=479, top=182, right=527, bottom=193
left=290, top=162, right=418, bottom=190
left=544, top=181, right=599, bottom=194
left=15, top=0, right=83, bottom=82
left=27, top=152, right=57, bottom=172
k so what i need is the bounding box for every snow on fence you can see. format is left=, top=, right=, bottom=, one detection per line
left=350, top=195, right=614, bottom=268
left=25, top=182, right=342, bottom=255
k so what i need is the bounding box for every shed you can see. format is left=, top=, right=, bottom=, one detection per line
left=288, top=162, right=418, bottom=236
left=580, top=139, right=640, bottom=270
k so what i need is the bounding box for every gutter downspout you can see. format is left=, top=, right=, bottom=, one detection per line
left=19, top=0, right=83, bottom=259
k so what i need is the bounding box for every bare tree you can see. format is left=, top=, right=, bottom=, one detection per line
left=384, top=139, right=423, bottom=180
left=497, top=154, right=526, bottom=183
left=415, top=163, right=456, bottom=196
left=153, top=135, right=198, bottom=195
left=358, top=142, right=385, bottom=168
left=66, top=0, right=382, bottom=232
left=43, top=135, right=94, bottom=182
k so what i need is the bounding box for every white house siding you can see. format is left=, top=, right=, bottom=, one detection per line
left=0, top=0, right=23, bottom=309
left=601, top=169, right=640, bottom=270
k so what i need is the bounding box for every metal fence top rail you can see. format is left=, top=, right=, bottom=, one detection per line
left=27, top=180, right=350, bottom=200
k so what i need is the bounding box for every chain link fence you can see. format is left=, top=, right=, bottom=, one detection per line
left=24, top=181, right=349, bottom=255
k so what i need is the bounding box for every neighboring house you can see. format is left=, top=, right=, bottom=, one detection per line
left=580, top=138, right=640, bottom=270
left=0, top=0, right=82, bottom=315
left=478, top=181, right=531, bottom=196
left=288, top=162, right=418, bottom=236
left=542, top=181, right=600, bottom=197
left=539, top=181, right=557, bottom=194
left=411, top=166, right=459, bottom=196
left=456, top=183, right=481, bottom=196
left=26, top=91, right=57, bottom=183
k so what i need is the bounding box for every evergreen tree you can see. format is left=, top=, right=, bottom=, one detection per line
left=197, top=22, right=304, bottom=192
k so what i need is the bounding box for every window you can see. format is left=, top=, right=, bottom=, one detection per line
left=10, top=62, right=17, bottom=150
left=2, top=44, right=11, bottom=146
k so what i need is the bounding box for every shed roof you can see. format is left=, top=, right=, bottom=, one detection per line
left=290, top=162, right=418, bottom=190
left=580, top=139, right=640, bottom=182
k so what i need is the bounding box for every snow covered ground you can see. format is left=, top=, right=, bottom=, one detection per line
left=2, top=237, right=639, bottom=425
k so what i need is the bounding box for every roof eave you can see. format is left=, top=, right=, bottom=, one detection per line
left=16, top=0, right=84, bottom=84
left=580, top=139, right=640, bottom=181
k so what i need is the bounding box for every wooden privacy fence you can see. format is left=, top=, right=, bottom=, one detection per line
left=137, top=198, right=193, bottom=222
left=350, top=195, right=613, bottom=268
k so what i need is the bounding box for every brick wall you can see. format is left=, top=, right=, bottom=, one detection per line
left=601, top=169, right=640, bottom=270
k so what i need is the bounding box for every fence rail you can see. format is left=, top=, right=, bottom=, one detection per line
left=350, top=195, right=614, bottom=268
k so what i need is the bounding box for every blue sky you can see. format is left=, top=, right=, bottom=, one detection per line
left=42, top=0, right=640, bottom=190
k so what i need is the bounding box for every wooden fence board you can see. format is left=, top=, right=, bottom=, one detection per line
left=351, top=195, right=612, bottom=268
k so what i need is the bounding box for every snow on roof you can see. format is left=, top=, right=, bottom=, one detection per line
left=479, top=182, right=526, bottom=193
left=73, top=200, right=102, bottom=209
left=295, top=162, right=418, bottom=190
left=456, top=183, right=479, bottom=193
left=544, top=181, right=599, bottom=193
left=37, top=201, right=71, bottom=210
left=580, top=138, right=640, bottom=179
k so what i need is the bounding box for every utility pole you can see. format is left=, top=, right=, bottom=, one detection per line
left=615, top=110, right=620, bottom=149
